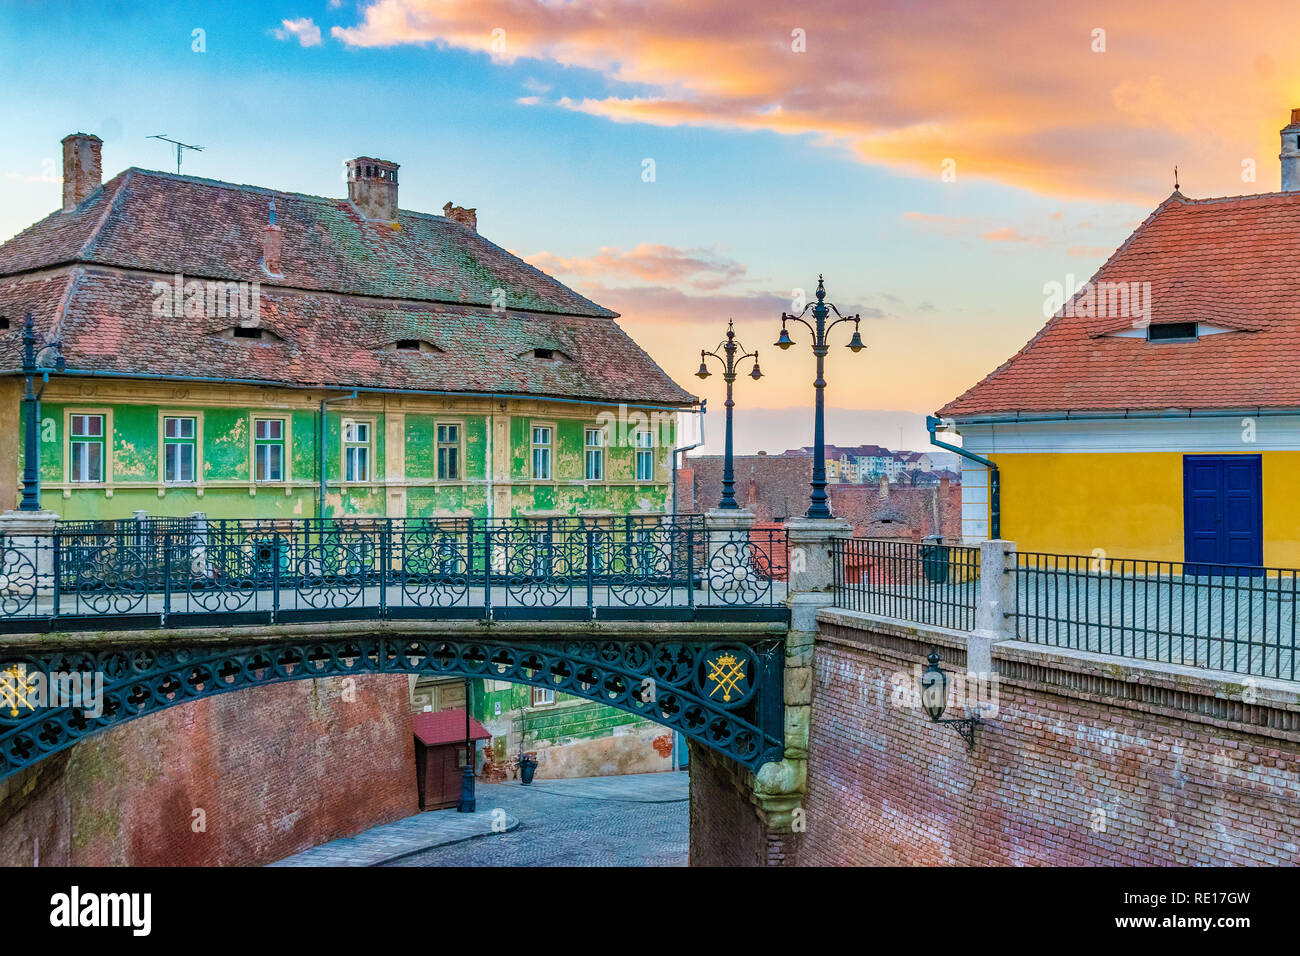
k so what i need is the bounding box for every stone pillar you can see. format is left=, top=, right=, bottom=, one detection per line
left=0, top=509, right=59, bottom=606
left=967, top=539, right=1017, bottom=677
left=755, top=515, right=852, bottom=847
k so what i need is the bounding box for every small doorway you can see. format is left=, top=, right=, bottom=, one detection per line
left=1182, top=454, right=1263, bottom=573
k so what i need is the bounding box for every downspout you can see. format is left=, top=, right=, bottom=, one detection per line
left=927, top=414, right=999, bottom=540
left=671, top=400, right=706, bottom=516
left=319, top=390, right=358, bottom=518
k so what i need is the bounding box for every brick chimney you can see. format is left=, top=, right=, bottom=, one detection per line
left=346, top=157, right=399, bottom=221
left=61, top=133, right=102, bottom=211
left=443, top=202, right=477, bottom=232
left=1281, top=109, right=1300, bottom=192
left=262, top=201, right=283, bottom=276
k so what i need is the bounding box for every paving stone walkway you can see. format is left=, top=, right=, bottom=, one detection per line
left=272, top=770, right=689, bottom=867
left=270, top=803, right=520, bottom=867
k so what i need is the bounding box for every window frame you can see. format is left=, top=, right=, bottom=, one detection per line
left=584, top=426, right=606, bottom=482
left=67, top=411, right=108, bottom=485
left=342, top=417, right=375, bottom=484
left=530, top=422, right=554, bottom=482
left=531, top=686, right=556, bottom=707
left=253, top=416, right=288, bottom=484
left=634, top=428, right=655, bottom=482
left=436, top=421, right=463, bottom=482
left=160, top=414, right=199, bottom=485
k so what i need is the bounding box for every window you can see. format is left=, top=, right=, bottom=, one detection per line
left=344, top=420, right=371, bottom=482
left=1147, top=322, right=1198, bottom=341
left=395, top=339, right=420, bottom=350
left=254, top=418, right=285, bottom=482
left=531, top=426, right=552, bottom=480
left=635, top=429, right=654, bottom=481
left=69, top=414, right=104, bottom=483
left=437, top=423, right=460, bottom=481
left=532, top=687, right=555, bottom=706
left=233, top=327, right=263, bottom=340
left=163, top=416, right=196, bottom=484
left=584, top=428, right=605, bottom=481
left=533, top=348, right=555, bottom=360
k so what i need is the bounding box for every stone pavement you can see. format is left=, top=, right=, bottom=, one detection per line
left=384, top=770, right=689, bottom=867
left=270, top=803, right=520, bottom=867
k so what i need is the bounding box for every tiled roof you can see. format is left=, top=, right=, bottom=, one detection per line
left=0, top=168, right=694, bottom=406
left=939, top=190, right=1300, bottom=418
left=412, top=709, right=491, bottom=747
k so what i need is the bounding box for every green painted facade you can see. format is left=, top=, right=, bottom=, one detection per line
left=12, top=378, right=677, bottom=521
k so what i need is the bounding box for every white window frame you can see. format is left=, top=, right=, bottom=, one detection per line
left=584, top=427, right=605, bottom=482
left=254, top=417, right=286, bottom=483
left=343, top=418, right=373, bottom=483
left=531, top=424, right=553, bottom=481
left=531, top=687, right=555, bottom=707
left=635, top=429, right=654, bottom=482
left=162, top=415, right=198, bottom=485
left=69, top=413, right=106, bottom=484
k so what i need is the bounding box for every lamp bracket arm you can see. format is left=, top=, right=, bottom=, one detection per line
left=782, top=313, right=816, bottom=337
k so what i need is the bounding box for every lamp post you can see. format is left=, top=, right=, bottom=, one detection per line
left=695, top=320, right=762, bottom=510
left=774, top=277, right=864, bottom=519
left=457, top=677, right=476, bottom=812
left=919, top=648, right=981, bottom=749
left=15, top=312, right=65, bottom=512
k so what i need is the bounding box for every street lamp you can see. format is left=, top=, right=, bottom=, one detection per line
left=919, top=648, right=981, bottom=749
left=774, top=276, right=864, bottom=519
left=14, top=312, right=65, bottom=512
left=696, top=319, right=762, bottom=510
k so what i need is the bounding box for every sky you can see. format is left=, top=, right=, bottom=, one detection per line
left=2, top=0, right=1298, bottom=455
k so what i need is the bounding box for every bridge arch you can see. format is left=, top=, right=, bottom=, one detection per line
left=0, top=632, right=786, bottom=782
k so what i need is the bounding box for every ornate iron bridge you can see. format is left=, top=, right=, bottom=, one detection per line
left=0, top=516, right=791, bottom=778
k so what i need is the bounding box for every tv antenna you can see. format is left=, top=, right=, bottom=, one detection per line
left=148, top=134, right=204, bottom=174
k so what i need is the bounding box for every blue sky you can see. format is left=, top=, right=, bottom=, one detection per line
left=6, top=0, right=1284, bottom=453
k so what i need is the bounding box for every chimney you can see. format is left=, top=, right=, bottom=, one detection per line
left=61, top=133, right=103, bottom=211
left=1281, top=109, right=1300, bottom=192
left=346, top=157, right=400, bottom=221
left=262, top=201, right=283, bottom=276
left=443, top=202, right=477, bottom=232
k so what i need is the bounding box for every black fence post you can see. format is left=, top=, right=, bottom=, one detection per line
left=586, top=528, right=595, bottom=618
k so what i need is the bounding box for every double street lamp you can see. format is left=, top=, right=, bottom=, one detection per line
left=696, top=319, right=762, bottom=510
left=14, top=312, right=65, bottom=512
left=774, top=277, right=864, bottom=519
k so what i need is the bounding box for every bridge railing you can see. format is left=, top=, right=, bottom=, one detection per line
left=831, top=537, right=980, bottom=631
left=1013, top=551, right=1298, bottom=681
left=0, top=516, right=788, bottom=631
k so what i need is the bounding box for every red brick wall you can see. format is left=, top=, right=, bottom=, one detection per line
left=802, top=625, right=1300, bottom=866
left=0, top=675, right=417, bottom=866
left=688, top=744, right=800, bottom=866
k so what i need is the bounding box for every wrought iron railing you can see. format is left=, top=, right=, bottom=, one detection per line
left=832, top=537, right=980, bottom=631
left=1013, top=552, right=1298, bottom=681
left=0, top=516, right=788, bottom=630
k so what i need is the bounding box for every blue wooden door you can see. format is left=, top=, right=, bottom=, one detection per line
left=1182, top=455, right=1262, bottom=572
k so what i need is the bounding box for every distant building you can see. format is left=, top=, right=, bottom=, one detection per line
left=679, top=453, right=961, bottom=540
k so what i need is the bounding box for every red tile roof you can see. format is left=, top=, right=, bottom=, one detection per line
left=413, top=709, right=491, bottom=747
left=0, top=168, right=695, bottom=406
left=939, top=190, right=1300, bottom=419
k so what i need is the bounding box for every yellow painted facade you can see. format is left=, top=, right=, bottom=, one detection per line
left=992, top=450, right=1300, bottom=567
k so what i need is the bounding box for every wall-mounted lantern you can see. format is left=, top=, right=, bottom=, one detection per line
left=919, top=648, right=981, bottom=750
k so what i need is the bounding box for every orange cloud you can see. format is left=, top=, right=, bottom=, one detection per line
left=332, top=0, right=1300, bottom=200
left=523, top=244, right=748, bottom=290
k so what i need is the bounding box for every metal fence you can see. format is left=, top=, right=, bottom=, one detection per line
left=1014, top=552, right=1298, bottom=681
left=0, top=516, right=788, bottom=631
left=832, top=538, right=980, bottom=631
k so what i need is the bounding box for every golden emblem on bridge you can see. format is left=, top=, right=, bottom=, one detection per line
left=0, top=665, right=37, bottom=719
left=705, top=651, right=747, bottom=703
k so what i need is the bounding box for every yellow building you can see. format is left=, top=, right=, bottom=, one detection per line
left=935, top=110, right=1300, bottom=570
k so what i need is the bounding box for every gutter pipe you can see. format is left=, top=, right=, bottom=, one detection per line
left=927, top=414, right=999, bottom=540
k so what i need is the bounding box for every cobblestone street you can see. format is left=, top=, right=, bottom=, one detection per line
left=384, top=771, right=689, bottom=867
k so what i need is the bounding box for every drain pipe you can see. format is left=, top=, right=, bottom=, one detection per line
left=319, top=390, right=358, bottom=518
left=927, top=415, right=999, bottom=540
left=671, top=400, right=707, bottom=516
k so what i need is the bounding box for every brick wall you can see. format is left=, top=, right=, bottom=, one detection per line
left=0, top=675, right=417, bottom=866
left=802, top=612, right=1300, bottom=866
left=688, top=744, right=799, bottom=866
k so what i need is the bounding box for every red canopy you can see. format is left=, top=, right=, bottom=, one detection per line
left=413, top=709, right=491, bottom=747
